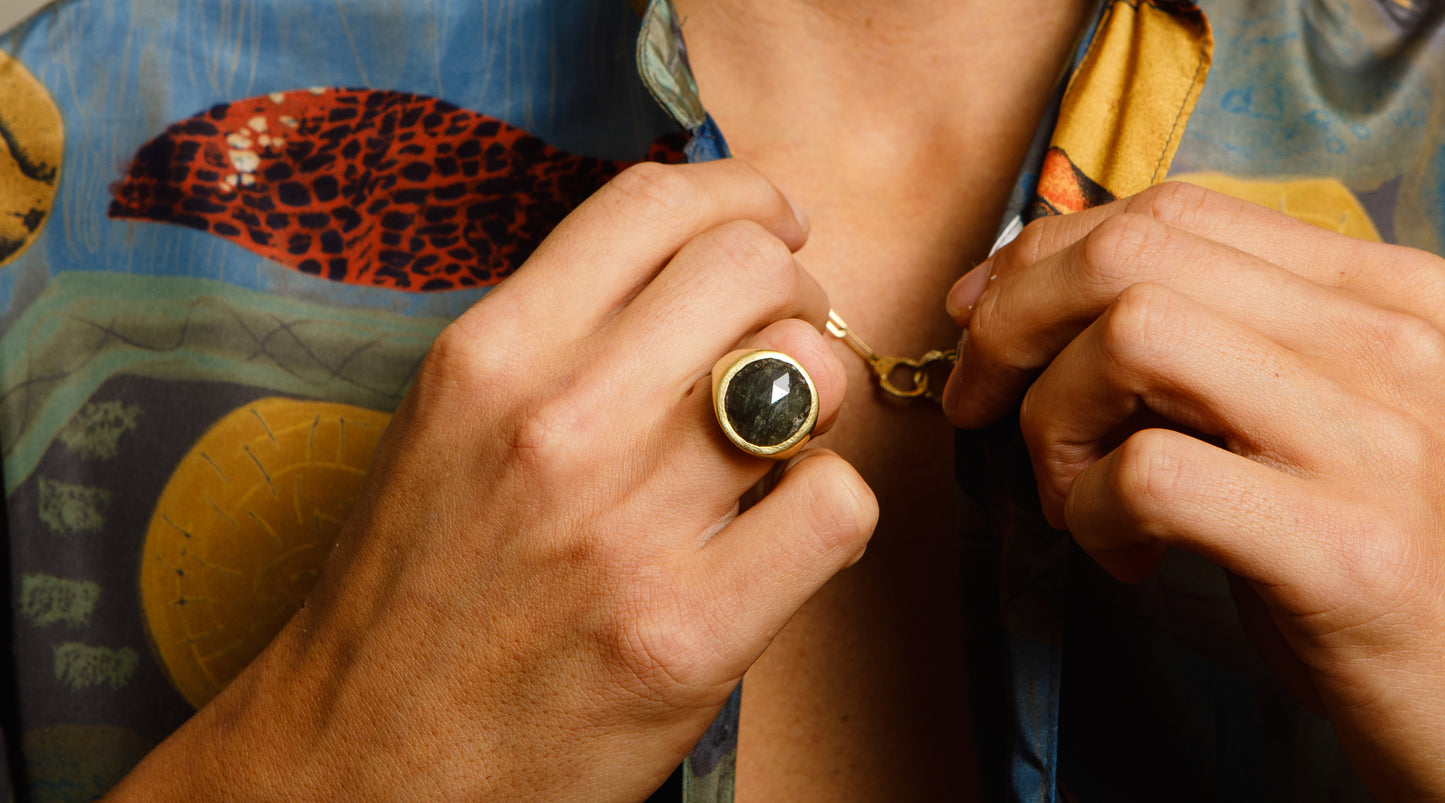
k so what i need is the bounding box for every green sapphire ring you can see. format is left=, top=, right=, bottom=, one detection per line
left=711, top=349, right=819, bottom=459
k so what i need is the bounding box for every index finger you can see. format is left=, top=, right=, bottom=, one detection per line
left=985, top=181, right=1376, bottom=293
left=454, top=159, right=809, bottom=343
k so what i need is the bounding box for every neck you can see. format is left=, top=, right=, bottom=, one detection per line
left=673, top=0, right=1092, bottom=192
left=662, top=5, right=1099, bottom=799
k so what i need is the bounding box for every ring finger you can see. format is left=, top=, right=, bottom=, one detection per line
left=642, top=316, right=848, bottom=537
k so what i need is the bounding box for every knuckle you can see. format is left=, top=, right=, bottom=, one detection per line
left=413, top=323, right=490, bottom=406
left=999, top=216, right=1051, bottom=270
left=415, top=310, right=538, bottom=423
left=705, top=220, right=798, bottom=306
left=966, top=284, right=1016, bottom=367
left=1017, top=384, right=1061, bottom=464
left=1404, top=249, right=1445, bottom=301
left=1370, top=406, right=1436, bottom=477
left=601, top=162, right=697, bottom=225
left=1108, top=429, right=1189, bottom=528
left=789, top=454, right=878, bottom=562
left=1322, top=508, right=1419, bottom=610
left=614, top=602, right=719, bottom=704
left=505, top=392, right=601, bottom=487
left=1017, top=382, right=1046, bottom=444
left=1099, top=283, right=1177, bottom=365
left=1371, top=310, right=1445, bottom=375
left=1128, top=180, right=1216, bottom=227
left=1079, top=213, right=1167, bottom=283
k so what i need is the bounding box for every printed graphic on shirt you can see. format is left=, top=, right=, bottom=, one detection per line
left=0, top=273, right=441, bottom=497
left=140, top=397, right=390, bottom=709
left=1037, top=0, right=1212, bottom=215
left=109, top=89, right=686, bottom=292
left=22, top=725, right=155, bottom=803
left=1, top=1, right=689, bottom=800
left=0, top=49, right=60, bottom=268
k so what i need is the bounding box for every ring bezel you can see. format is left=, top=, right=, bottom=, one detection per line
left=711, top=349, right=819, bottom=459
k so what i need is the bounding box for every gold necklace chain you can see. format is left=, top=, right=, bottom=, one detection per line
left=825, top=310, right=956, bottom=402
left=824, top=216, right=1022, bottom=402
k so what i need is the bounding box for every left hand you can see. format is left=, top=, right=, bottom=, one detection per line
left=941, top=181, right=1445, bottom=802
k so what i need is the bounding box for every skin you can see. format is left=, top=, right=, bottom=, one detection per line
left=105, top=159, right=877, bottom=801
left=943, top=182, right=1445, bottom=801
left=100, top=2, right=1445, bottom=800
left=108, top=0, right=1090, bottom=794
left=670, top=0, right=1091, bottom=798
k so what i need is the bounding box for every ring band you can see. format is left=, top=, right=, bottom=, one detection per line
left=712, top=349, right=819, bottom=459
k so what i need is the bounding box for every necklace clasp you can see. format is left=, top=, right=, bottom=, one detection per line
left=826, top=310, right=957, bottom=402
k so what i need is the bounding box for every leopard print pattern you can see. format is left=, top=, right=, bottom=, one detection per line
left=110, top=88, right=686, bottom=291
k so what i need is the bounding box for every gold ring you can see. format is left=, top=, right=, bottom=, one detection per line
left=711, top=349, right=819, bottom=459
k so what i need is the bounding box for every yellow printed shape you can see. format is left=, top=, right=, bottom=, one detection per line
left=1174, top=172, right=1384, bottom=243
left=1053, top=0, right=1213, bottom=199
left=140, top=397, right=390, bottom=709
left=0, top=49, right=62, bottom=267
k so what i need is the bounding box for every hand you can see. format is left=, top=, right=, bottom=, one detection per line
left=943, top=181, right=1445, bottom=801
left=108, top=159, right=877, bottom=801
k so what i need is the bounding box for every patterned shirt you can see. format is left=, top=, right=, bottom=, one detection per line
left=0, top=1, right=1440, bottom=800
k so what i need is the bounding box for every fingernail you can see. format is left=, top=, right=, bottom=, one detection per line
left=786, top=196, right=810, bottom=233
left=946, top=260, right=992, bottom=320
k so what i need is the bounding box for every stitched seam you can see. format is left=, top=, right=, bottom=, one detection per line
left=1151, top=46, right=1208, bottom=184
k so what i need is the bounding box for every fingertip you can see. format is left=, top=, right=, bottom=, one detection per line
left=782, top=447, right=880, bottom=553
left=785, top=195, right=811, bottom=237
left=945, top=260, right=992, bottom=321
left=706, top=158, right=810, bottom=251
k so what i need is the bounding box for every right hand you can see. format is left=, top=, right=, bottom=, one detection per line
left=108, top=159, right=877, bottom=801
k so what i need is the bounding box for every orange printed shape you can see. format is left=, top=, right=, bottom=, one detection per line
left=1048, top=0, right=1212, bottom=206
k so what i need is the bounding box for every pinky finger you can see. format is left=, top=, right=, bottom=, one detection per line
left=1064, top=428, right=1332, bottom=594
left=689, top=449, right=877, bottom=669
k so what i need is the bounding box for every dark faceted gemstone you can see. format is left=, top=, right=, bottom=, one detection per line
left=722, top=357, right=812, bottom=448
